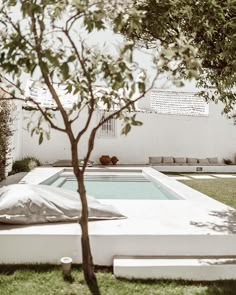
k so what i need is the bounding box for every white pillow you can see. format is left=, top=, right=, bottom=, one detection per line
left=0, top=184, right=125, bottom=224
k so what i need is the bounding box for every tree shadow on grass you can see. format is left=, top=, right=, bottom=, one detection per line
left=0, top=264, right=83, bottom=275
left=190, top=208, right=236, bottom=234
left=0, top=264, right=61, bottom=275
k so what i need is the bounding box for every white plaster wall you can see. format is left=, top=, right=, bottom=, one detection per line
left=18, top=101, right=236, bottom=164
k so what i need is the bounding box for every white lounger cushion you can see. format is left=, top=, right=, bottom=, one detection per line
left=0, top=184, right=125, bottom=224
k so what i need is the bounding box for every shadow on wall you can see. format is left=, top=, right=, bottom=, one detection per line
left=190, top=209, right=236, bottom=234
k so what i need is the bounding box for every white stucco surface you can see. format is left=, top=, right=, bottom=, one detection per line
left=114, top=257, right=236, bottom=280
left=12, top=100, right=236, bottom=165
left=0, top=167, right=236, bottom=266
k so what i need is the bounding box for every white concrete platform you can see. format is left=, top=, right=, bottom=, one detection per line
left=0, top=167, right=236, bottom=269
left=114, top=257, right=236, bottom=281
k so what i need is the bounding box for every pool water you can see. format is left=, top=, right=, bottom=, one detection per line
left=49, top=174, right=179, bottom=200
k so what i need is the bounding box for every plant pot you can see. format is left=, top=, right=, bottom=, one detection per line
left=100, top=155, right=111, bottom=165
left=111, top=156, right=119, bottom=165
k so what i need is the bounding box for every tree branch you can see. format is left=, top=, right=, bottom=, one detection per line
left=63, top=30, right=96, bottom=142
left=82, top=72, right=158, bottom=171
left=0, top=74, right=25, bottom=96
left=0, top=87, right=66, bottom=133
left=69, top=102, right=89, bottom=124
left=1, top=11, right=34, bottom=48
left=30, top=9, right=73, bottom=138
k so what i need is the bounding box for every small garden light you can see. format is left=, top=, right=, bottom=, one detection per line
left=60, top=257, right=72, bottom=278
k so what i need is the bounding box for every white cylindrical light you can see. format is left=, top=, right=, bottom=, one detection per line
left=60, top=257, right=73, bottom=277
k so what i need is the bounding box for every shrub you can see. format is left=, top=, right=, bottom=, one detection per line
left=11, top=157, right=41, bottom=174
left=224, top=159, right=233, bottom=165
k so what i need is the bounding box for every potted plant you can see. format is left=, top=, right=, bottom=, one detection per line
left=99, top=155, right=111, bottom=165
left=111, top=156, right=119, bottom=165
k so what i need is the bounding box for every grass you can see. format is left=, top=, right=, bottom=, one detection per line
left=1, top=265, right=236, bottom=295
left=1, top=177, right=236, bottom=294
left=180, top=178, right=236, bottom=209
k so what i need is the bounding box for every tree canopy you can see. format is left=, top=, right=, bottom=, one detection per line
left=123, top=0, right=236, bottom=112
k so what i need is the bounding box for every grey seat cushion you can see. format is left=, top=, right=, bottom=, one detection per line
left=0, top=184, right=125, bottom=224
left=198, top=158, right=209, bottom=164
left=163, top=157, right=174, bottom=164
left=207, top=157, right=219, bottom=164
left=187, top=157, right=198, bottom=164
left=149, top=157, right=162, bottom=164
left=174, top=157, right=186, bottom=164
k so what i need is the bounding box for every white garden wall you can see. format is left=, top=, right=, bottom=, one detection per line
left=12, top=101, right=236, bottom=165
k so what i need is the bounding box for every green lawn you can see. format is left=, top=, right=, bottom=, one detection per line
left=0, top=265, right=236, bottom=295
left=1, top=177, right=236, bottom=294
left=180, top=178, right=236, bottom=209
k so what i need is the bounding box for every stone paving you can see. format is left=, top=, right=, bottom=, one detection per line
left=0, top=172, right=28, bottom=187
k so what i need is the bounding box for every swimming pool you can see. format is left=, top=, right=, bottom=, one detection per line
left=46, top=172, right=181, bottom=200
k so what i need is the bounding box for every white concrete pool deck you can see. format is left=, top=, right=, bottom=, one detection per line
left=0, top=167, right=236, bottom=266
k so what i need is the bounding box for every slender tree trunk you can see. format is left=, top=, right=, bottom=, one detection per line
left=71, top=145, right=100, bottom=295
left=78, top=176, right=100, bottom=295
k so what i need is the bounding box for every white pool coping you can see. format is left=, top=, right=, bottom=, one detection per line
left=1, top=166, right=236, bottom=266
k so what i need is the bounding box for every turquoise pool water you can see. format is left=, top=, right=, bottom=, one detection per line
left=49, top=174, right=179, bottom=200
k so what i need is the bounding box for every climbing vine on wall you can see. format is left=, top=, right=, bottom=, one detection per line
left=0, top=100, right=13, bottom=181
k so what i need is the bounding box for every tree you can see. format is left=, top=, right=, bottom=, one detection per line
left=0, top=1, right=201, bottom=293
left=123, top=0, right=236, bottom=113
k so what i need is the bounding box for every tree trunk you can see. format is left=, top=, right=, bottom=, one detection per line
left=77, top=175, right=101, bottom=295
left=70, top=139, right=100, bottom=294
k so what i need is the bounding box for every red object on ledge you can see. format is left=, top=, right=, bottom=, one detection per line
left=111, top=156, right=119, bottom=165
left=100, top=155, right=111, bottom=165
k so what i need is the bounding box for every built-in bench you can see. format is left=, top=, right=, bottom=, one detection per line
left=149, top=157, right=236, bottom=173
left=149, top=156, right=222, bottom=166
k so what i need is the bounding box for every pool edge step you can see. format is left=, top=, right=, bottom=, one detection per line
left=113, top=256, right=236, bottom=281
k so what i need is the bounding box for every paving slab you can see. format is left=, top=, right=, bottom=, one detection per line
left=188, top=175, right=215, bottom=180
left=212, top=174, right=236, bottom=179
left=0, top=172, right=28, bottom=187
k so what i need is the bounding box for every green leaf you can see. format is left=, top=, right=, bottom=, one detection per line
left=31, top=129, right=35, bottom=137
left=61, top=63, right=70, bottom=80
left=39, top=133, right=43, bottom=145
left=67, top=55, right=76, bottom=63
left=121, top=123, right=131, bottom=135
left=138, top=82, right=145, bottom=93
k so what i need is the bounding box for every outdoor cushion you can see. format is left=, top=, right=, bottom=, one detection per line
left=149, top=157, right=162, bottom=164
left=207, top=157, right=219, bottom=164
left=0, top=184, right=125, bottom=224
left=198, top=158, right=209, bottom=164
left=162, top=157, right=174, bottom=164
left=187, top=158, right=198, bottom=164
left=174, top=157, right=186, bottom=164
